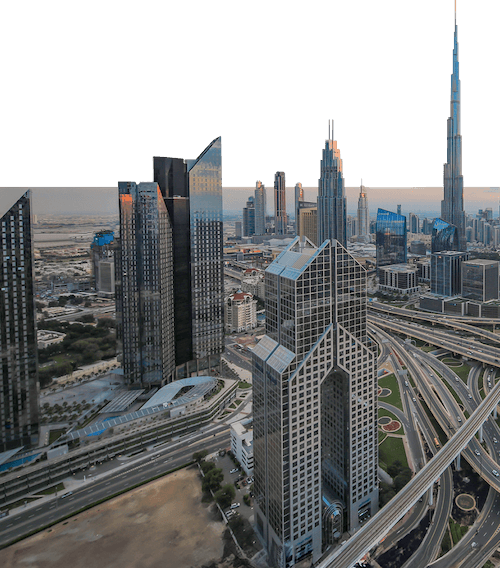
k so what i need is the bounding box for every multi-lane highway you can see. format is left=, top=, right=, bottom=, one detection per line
left=316, top=328, right=500, bottom=567
left=0, top=427, right=230, bottom=548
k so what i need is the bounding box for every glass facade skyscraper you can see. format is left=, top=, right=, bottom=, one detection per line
left=153, top=137, right=224, bottom=377
left=430, top=251, right=468, bottom=297
left=431, top=218, right=459, bottom=253
left=116, top=182, right=175, bottom=387
left=462, top=259, right=499, bottom=302
left=253, top=237, right=377, bottom=567
left=243, top=196, right=255, bottom=237
left=317, top=127, right=346, bottom=246
left=441, top=15, right=466, bottom=251
left=294, top=182, right=303, bottom=235
left=0, top=189, right=39, bottom=451
left=274, top=172, right=287, bottom=235
left=376, top=209, right=407, bottom=271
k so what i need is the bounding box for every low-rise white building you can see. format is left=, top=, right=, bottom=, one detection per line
left=225, top=290, right=257, bottom=333
left=230, top=421, right=253, bottom=476
left=37, top=329, right=66, bottom=349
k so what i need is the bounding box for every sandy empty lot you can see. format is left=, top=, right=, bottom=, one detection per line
left=1, top=467, right=225, bottom=568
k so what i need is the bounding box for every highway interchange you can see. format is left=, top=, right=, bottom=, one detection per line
left=3, top=304, right=500, bottom=567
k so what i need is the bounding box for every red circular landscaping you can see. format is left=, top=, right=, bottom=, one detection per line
left=382, top=420, right=401, bottom=432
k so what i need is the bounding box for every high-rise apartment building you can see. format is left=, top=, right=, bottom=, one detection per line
left=441, top=13, right=466, bottom=251
left=116, top=182, right=175, bottom=387
left=253, top=237, right=377, bottom=567
left=0, top=189, right=39, bottom=451
left=298, top=201, right=318, bottom=246
left=274, top=172, right=287, bottom=235
left=356, top=185, right=370, bottom=242
left=408, top=212, right=420, bottom=234
left=376, top=208, right=407, bottom=272
left=317, top=123, right=346, bottom=246
left=254, top=181, right=267, bottom=236
left=153, top=137, right=224, bottom=377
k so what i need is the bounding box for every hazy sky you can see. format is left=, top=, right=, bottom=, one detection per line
left=5, top=184, right=500, bottom=217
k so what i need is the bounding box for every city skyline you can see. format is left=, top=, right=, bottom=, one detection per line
left=7, top=184, right=499, bottom=218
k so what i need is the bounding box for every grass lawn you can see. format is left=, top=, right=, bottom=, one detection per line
left=421, top=345, right=436, bottom=352
left=443, top=381, right=462, bottom=406
left=420, top=398, right=448, bottom=447
left=378, top=373, right=403, bottom=411
left=49, top=429, right=65, bottom=444
left=35, top=482, right=65, bottom=495
left=379, top=436, right=408, bottom=471
left=378, top=431, right=387, bottom=444
left=442, top=357, right=461, bottom=365
left=449, top=518, right=468, bottom=545
left=446, top=363, right=471, bottom=384
left=238, top=381, right=251, bottom=389
left=378, top=407, right=400, bottom=423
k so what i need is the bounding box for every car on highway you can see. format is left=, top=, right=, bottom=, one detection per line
left=475, top=450, right=481, bottom=456
left=494, top=438, right=498, bottom=444
left=468, top=394, right=472, bottom=399
left=493, top=470, right=499, bottom=477
left=230, top=502, right=240, bottom=509
left=230, top=468, right=239, bottom=474
left=60, top=491, right=73, bottom=498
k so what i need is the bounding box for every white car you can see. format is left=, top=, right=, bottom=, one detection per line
left=493, top=470, right=499, bottom=477
left=230, top=468, right=239, bottom=474
left=230, top=502, right=240, bottom=509
left=475, top=450, right=480, bottom=456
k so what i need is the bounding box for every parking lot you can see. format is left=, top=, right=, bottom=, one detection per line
left=212, top=453, right=254, bottom=524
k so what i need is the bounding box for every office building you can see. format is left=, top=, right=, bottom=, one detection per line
left=430, top=251, right=468, bottom=297
left=0, top=190, right=39, bottom=451
left=378, top=264, right=420, bottom=295
left=243, top=196, right=256, bottom=237
left=408, top=212, right=419, bottom=234
left=116, top=182, right=175, bottom=387
left=253, top=237, right=377, bottom=566
left=295, top=183, right=304, bottom=235
left=317, top=123, right=347, bottom=246
left=462, top=259, right=499, bottom=302
left=298, top=201, right=318, bottom=246
left=431, top=218, right=459, bottom=253
left=153, top=138, right=224, bottom=378
left=376, top=209, right=407, bottom=272
left=235, top=221, right=242, bottom=238
left=91, top=230, right=115, bottom=296
left=397, top=205, right=402, bottom=216
left=356, top=185, right=370, bottom=242
left=274, top=172, right=287, bottom=235
left=441, top=13, right=466, bottom=251
left=255, top=181, right=267, bottom=236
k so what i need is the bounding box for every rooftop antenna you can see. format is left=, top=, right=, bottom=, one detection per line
left=455, top=0, right=457, bottom=24
left=332, top=119, right=334, bottom=140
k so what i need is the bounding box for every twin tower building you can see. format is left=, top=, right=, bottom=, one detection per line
left=117, top=132, right=376, bottom=568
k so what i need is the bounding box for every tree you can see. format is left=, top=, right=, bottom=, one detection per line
left=214, top=483, right=235, bottom=509
left=202, top=468, right=224, bottom=493
left=201, top=461, right=216, bottom=474
left=193, top=449, right=208, bottom=463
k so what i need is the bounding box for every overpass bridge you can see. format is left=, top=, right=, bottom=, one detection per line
left=368, top=313, right=500, bottom=367
left=369, top=302, right=500, bottom=345
left=316, top=336, right=500, bottom=567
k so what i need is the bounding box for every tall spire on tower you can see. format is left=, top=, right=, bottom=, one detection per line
left=441, top=1, right=466, bottom=251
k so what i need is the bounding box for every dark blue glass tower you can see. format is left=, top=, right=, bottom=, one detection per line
left=431, top=218, right=459, bottom=253
left=376, top=209, right=407, bottom=271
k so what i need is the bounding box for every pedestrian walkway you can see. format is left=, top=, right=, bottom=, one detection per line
left=223, top=359, right=252, bottom=382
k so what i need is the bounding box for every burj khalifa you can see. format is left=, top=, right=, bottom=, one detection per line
left=441, top=8, right=466, bottom=252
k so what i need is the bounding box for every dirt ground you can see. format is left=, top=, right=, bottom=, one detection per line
left=0, top=467, right=225, bottom=568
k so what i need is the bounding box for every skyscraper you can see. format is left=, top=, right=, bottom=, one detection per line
left=0, top=189, right=39, bottom=451
left=430, top=251, right=468, bottom=296
left=294, top=182, right=304, bottom=235
left=116, top=182, right=175, bottom=387
left=441, top=11, right=466, bottom=251
left=431, top=218, right=459, bottom=253
left=153, top=137, right=224, bottom=377
left=91, top=230, right=115, bottom=296
left=408, top=212, right=420, bottom=234
left=317, top=122, right=346, bottom=246
left=274, top=172, right=287, bottom=235
left=376, top=208, right=407, bottom=272
left=254, top=181, right=267, bottom=236
left=253, top=237, right=377, bottom=567
left=243, top=196, right=256, bottom=237
left=356, top=184, right=370, bottom=242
